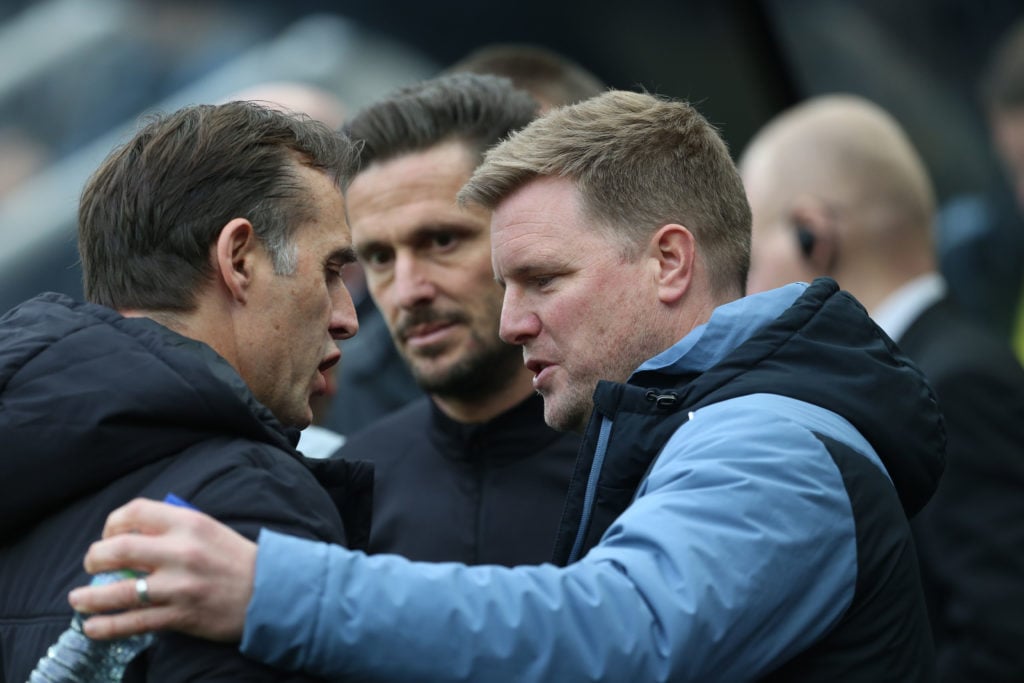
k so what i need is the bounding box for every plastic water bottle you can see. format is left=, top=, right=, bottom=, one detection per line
left=26, top=494, right=197, bottom=682
left=27, top=569, right=155, bottom=683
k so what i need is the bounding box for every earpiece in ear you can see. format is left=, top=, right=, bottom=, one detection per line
left=795, top=222, right=816, bottom=258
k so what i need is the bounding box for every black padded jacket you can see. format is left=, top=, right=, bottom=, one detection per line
left=0, top=293, right=371, bottom=683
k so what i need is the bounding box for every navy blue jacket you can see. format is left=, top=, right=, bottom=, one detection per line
left=0, top=293, right=371, bottom=683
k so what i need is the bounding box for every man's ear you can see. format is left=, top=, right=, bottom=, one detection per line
left=788, top=196, right=838, bottom=275
left=650, top=223, right=696, bottom=304
left=214, top=218, right=258, bottom=303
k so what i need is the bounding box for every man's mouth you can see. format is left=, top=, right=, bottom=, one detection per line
left=526, top=359, right=555, bottom=388
left=403, top=321, right=455, bottom=347
left=398, top=310, right=465, bottom=350
left=313, top=354, right=340, bottom=396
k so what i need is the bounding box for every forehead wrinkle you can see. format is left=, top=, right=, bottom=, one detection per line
left=495, top=223, right=577, bottom=279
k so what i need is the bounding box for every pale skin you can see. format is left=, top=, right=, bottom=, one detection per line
left=347, top=140, right=534, bottom=423
left=69, top=174, right=722, bottom=641
left=491, top=175, right=716, bottom=431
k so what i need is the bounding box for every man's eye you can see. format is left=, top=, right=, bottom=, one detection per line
left=534, top=275, right=554, bottom=288
left=432, top=233, right=456, bottom=249
left=363, top=250, right=393, bottom=267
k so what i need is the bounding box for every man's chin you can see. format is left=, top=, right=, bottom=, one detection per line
left=281, top=403, right=314, bottom=431
left=406, top=351, right=456, bottom=381
left=410, top=366, right=456, bottom=394
left=541, top=394, right=590, bottom=434
left=402, top=340, right=453, bottom=363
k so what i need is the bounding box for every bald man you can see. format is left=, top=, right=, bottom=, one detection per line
left=742, top=94, right=1024, bottom=682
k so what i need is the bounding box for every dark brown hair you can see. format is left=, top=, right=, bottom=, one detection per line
left=79, top=100, right=358, bottom=311
left=342, top=73, right=539, bottom=173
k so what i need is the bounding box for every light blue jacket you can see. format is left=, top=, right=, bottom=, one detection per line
left=241, top=281, right=942, bottom=681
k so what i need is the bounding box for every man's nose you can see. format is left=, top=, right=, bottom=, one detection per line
left=498, top=286, right=540, bottom=345
left=392, top=254, right=436, bottom=309
left=330, top=284, right=359, bottom=341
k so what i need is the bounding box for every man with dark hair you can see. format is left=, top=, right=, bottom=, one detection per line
left=336, top=73, right=579, bottom=564
left=328, top=46, right=606, bottom=436
left=73, top=90, right=943, bottom=681
left=0, top=101, right=369, bottom=682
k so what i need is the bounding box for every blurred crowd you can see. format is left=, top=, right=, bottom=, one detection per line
left=3, top=0, right=1023, bottom=347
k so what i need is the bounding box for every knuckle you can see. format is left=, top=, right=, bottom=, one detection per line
left=178, top=543, right=205, bottom=572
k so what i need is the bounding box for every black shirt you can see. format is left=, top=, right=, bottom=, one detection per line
left=339, top=392, right=580, bottom=565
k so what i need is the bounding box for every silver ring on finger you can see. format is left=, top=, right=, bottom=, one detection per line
left=135, top=577, right=151, bottom=606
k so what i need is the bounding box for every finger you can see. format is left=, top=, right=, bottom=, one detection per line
left=69, top=577, right=139, bottom=615
left=80, top=606, right=176, bottom=641
left=102, top=498, right=196, bottom=538
left=83, top=533, right=176, bottom=575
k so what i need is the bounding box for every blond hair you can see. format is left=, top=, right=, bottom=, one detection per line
left=459, top=90, right=751, bottom=296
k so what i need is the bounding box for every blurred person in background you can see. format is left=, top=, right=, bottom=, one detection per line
left=445, top=42, right=606, bottom=111
left=937, top=17, right=1024, bottom=363
left=985, top=19, right=1024, bottom=226
left=741, top=93, right=1024, bottom=682
left=0, top=125, right=49, bottom=199
left=337, top=73, right=581, bottom=564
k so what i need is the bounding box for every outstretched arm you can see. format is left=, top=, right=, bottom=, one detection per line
left=69, top=498, right=256, bottom=642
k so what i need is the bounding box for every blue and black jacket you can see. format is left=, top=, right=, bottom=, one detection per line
left=242, top=278, right=945, bottom=682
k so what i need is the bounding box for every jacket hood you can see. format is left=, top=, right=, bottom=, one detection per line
left=0, top=293, right=296, bottom=541
left=632, top=278, right=946, bottom=517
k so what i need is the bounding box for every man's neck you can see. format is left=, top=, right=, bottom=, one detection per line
left=120, top=297, right=238, bottom=369
left=120, top=307, right=186, bottom=332
left=868, top=272, right=945, bottom=342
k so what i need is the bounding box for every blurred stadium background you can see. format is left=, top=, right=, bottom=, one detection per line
left=2, top=0, right=1021, bottom=312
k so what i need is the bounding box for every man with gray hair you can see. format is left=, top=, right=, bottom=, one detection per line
left=0, top=100, right=370, bottom=682
left=71, top=90, right=943, bottom=682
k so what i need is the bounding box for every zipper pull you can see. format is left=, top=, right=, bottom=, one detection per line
left=644, top=389, right=680, bottom=408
